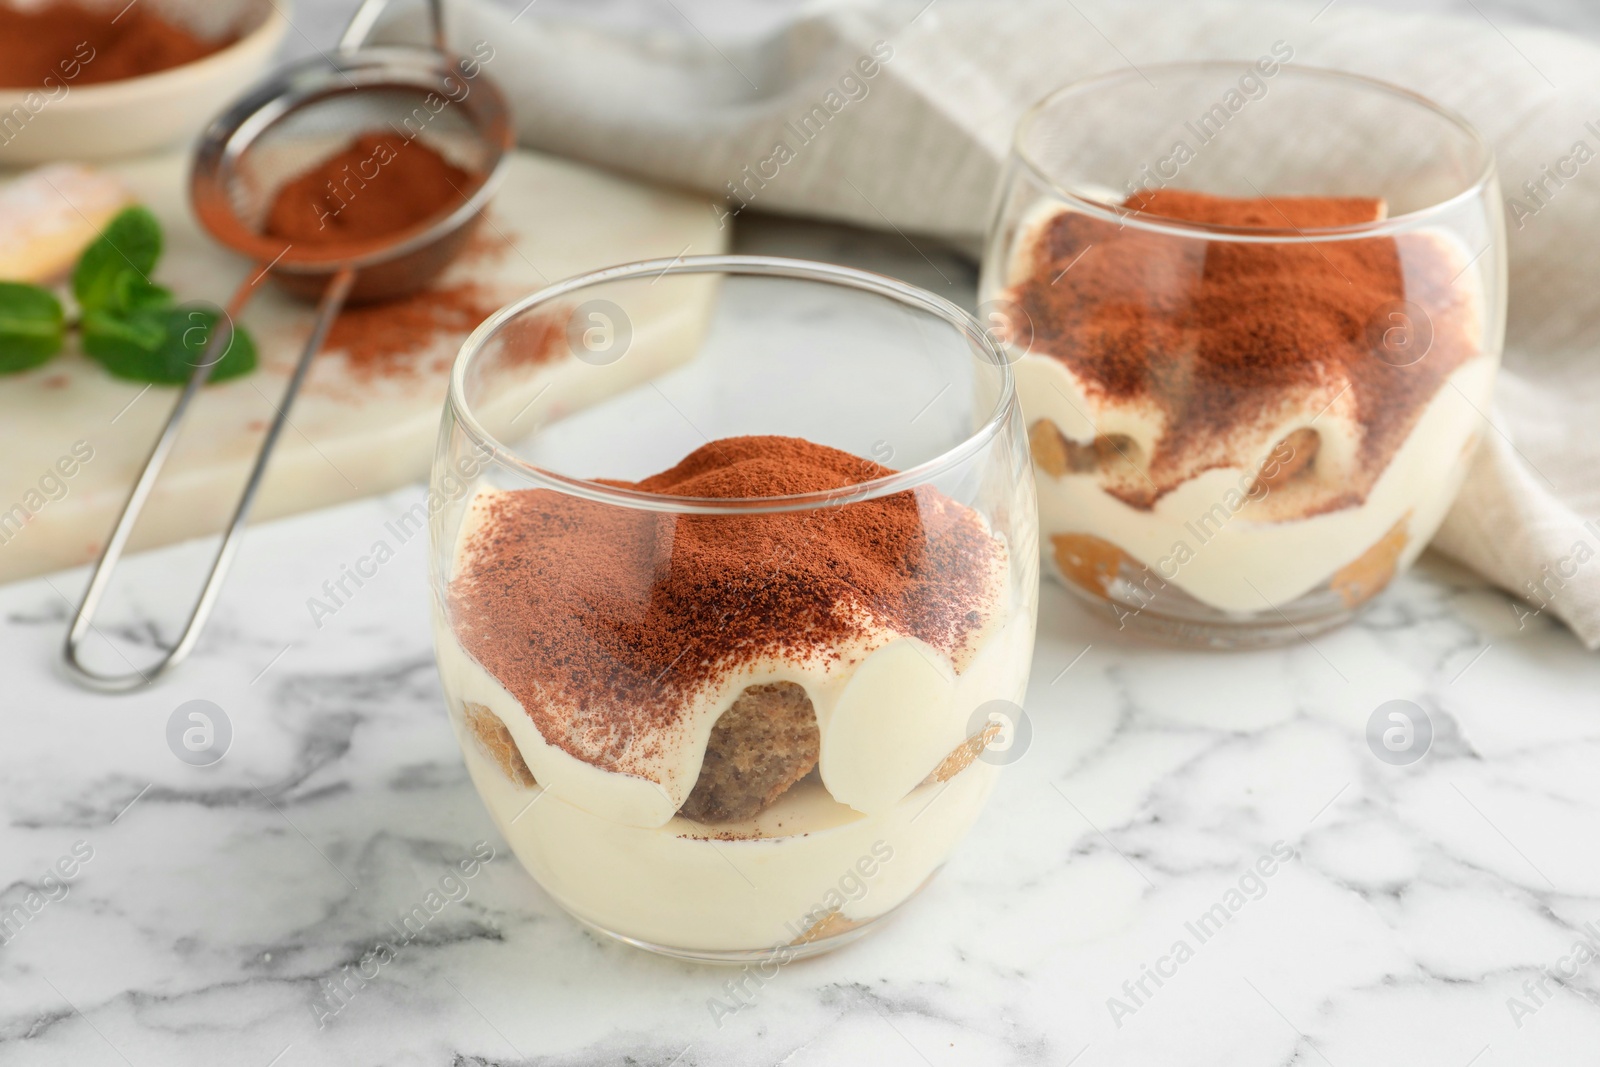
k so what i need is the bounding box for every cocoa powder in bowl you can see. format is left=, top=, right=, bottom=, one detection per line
left=0, top=3, right=236, bottom=87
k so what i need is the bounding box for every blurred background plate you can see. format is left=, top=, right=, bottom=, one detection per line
left=0, top=0, right=289, bottom=165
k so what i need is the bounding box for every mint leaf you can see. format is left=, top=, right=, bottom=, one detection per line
left=108, top=271, right=172, bottom=315
left=73, top=206, right=163, bottom=314
left=84, top=304, right=256, bottom=384
left=169, top=307, right=257, bottom=383
left=82, top=307, right=165, bottom=366
left=0, top=282, right=65, bottom=373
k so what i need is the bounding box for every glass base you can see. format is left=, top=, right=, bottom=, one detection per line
left=1054, top=562, right=1366, bottom=650
left=566, top=870, right=936, bottom=964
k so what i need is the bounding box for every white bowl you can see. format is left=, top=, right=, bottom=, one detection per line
left=0, top=0, right=289, bottom=166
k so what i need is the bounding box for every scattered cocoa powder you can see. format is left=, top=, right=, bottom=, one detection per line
left=324, top=282, right=500, bottom=379
left=456, top=220, right=515, bottom=268
left=0, top=3, right=233, bottom=87
left=1007, top=189, right=1478, bottom=510
left=490, top=309, right=567, bottom=370
left=447, top=436, right=1005, bottom=775
left=296, top=219, right=537, bottom=382
left=263, top=132, right=480, bottom=249
left=321, top=287, right=561, bottom=382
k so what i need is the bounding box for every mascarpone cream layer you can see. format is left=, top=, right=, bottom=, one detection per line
left=438, top=487, right=1029, bottom=828
left=432, top=584, right=1032, bottom=827
left=453, top=720, right=999, bottom=951
left=432, top=588, right=1031, bottom=949
left=1023, top=351, right=1493, bottom=611
left=999, top=199, right=1494, bottom=613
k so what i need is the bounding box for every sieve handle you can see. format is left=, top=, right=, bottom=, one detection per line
left=340, top=0, right=448, bottom=54
left=62, top=267, right=359, bottom=692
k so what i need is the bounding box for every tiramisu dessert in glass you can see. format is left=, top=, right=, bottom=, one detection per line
left=430, top=257, right=1037, bottom=960
left=980, top=63, right=1505, bottom=645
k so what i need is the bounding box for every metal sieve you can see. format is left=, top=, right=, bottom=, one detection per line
left=63, top=3, right=512, bottom=691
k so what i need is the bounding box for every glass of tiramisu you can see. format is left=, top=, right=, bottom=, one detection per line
left=981, top=62, right=1505, bottom=646
left=429, top=257, right=1038, bottom=960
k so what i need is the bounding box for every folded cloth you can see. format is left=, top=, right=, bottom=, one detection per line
left=391, top=0, right=1600, bottom=647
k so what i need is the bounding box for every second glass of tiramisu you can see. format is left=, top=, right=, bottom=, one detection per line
left=429, top=257, right=1037, bottom=960
left=981, top=62, right=1505, bottom=645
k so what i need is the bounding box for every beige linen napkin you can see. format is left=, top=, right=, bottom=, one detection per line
left=396, top=0, right=1600, bottom=646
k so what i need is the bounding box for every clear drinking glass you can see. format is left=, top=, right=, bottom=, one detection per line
left=429, top=256, right=1038, bottom=961
left=979, top=63, right=1505, bottom=646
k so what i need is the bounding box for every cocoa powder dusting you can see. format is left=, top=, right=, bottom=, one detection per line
left=263, top=132, right=480, bottom=248
left=1008, top=189, right=1478, bottom=509
left=324, top=282, right=495, bottom=379
left=0, top=3, right=234, bottom=87
left=447, top=436, right=1005, bottom=773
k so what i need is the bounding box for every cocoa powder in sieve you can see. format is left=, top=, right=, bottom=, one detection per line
left=263, top=132, right=480, bottom=248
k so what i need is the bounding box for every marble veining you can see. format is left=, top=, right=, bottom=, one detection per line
left=3, top=464, right=1599, bottom=1066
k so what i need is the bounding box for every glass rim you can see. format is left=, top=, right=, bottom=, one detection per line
left=447, top=254, right=1017, bottom=515
left=1012, top=61, right=1498, bottom=243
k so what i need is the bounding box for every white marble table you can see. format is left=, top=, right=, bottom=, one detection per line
left=3, top=211, right=1599, bottom=1066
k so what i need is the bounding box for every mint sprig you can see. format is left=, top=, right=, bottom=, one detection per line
left=85, top=305, right=257, bottom=384
left=0, top=205, right=257, bottom=384
left=0, top=282, right=65, bottom=374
